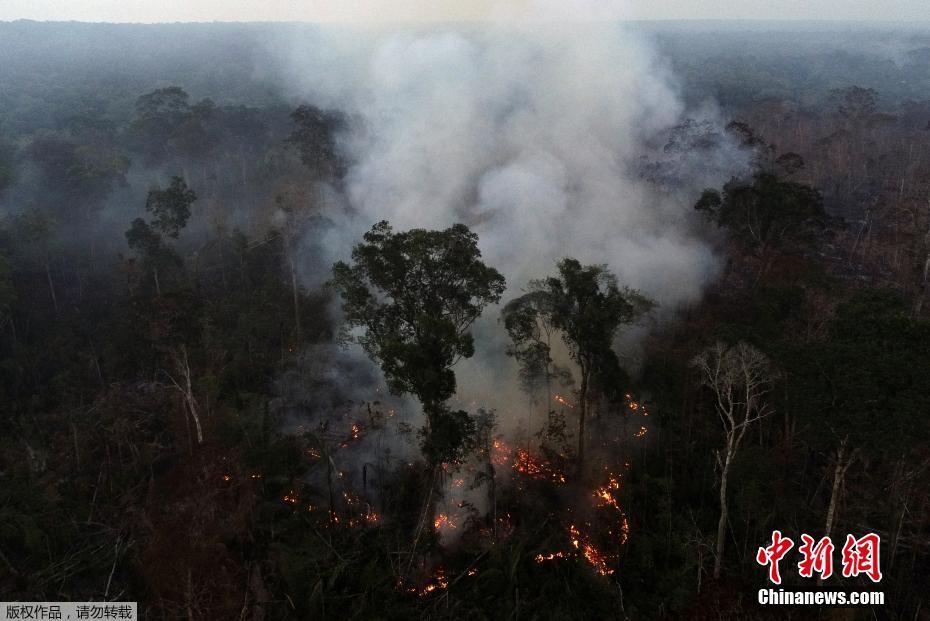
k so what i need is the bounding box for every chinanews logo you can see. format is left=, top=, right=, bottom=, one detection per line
left=754, top=531, right=885, bottom=607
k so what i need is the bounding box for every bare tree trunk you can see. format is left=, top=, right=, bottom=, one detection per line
left=714, top=450, right=732, bottom=580
left=692, top=341, right=773, bottom=581
left=824, top=443, right=845, bottom=538
left=169, top=345, right=203, bottom=444
left=153, top=265, right=161, bottom=296
left=890, top=497, right=907, bottom=572
left=406, top=465, right=439, bottom=578
left=577, top=365, right=588, bottom=471
left=818, top=438, right=857, bottom=585
left=825, top=437, right=857, bottom=537
left=327, top=452, right=336, bottom=524
left=544, top=328, right=553, bottom=411
left=487, top=438, right=497, bottom=541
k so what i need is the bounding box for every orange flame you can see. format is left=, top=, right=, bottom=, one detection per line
left=513, top=449, right=567, bottom=484
left=534, top=551, right=569, bottom=563
left=553, top=394, right=574, bottom=409
left=434, top=513, right=457, bottom=531
left=491, top=438, right=511, bottom=466
left=569, top=524, right=615, bottom=576
left=399, top=567, right=449, bottom=598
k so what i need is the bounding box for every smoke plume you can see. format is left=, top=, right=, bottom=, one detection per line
left=276, top=18, right=744, bottom=438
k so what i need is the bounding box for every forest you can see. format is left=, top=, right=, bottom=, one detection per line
left=1, top=20, right=929, bottom=620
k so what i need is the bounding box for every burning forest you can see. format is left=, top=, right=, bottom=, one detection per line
left=2, top=7, right=930, bottom=621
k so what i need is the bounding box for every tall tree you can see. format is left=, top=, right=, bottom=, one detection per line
left=125, top=218, right=175, bottom=295
left=28, top=135, right=129, bottom=224
left=132, top=86, right=192, bottom=165
left=287, top=105, right=345, bottom=182
left=268, top=184, right=317, bottom=342
left=502, top=290, right=557, bottom=419
left=145, top=176, right=197, bottom=239
left=330, top=220, right=505, bottom=498
left=506, top=259, right=653, bottom=469
left=125, top=177, right=197, bottom=295
left=695, top=173, right=826, bottom=260
left=691, top=341, right=774, bottom=580
left=8, top=210, right=59, bottom=315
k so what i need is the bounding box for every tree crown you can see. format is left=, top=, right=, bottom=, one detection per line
left=331, top=220, right=505, bottom=409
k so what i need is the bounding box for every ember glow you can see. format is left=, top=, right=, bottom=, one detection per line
left=400, top=568, right=449, bottom=598
left=341, top=422, right=363, bottom=448
left=418, top=573, right=448, bottom=597
left=434, top=513, right=457, bottom=531
left=344, top=510, right=381, bottom=528
left=513, top=448, right=567, bottom=484
left=491, top=438, right=512, bottom=466
left=625, top=393, right=650, bottom=417
left=553, top=394, right=574, bottom=409
left=534, top=551, right=569, bottom=564
left=532, top=469, right=630, bottom=577
left=594, top=476, right=622, bottom=512
left=569, top=524, right=615, bottom=577
left=535, top=525, right=618, bottom=577
left=596, top=472, right=631, bottom=546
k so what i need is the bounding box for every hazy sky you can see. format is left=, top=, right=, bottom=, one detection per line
left=1, top=0, right=928, bottom=23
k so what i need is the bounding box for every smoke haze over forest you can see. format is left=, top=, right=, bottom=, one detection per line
left=2, top=15, right=930, bottom=620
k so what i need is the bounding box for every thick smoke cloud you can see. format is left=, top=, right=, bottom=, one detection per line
left=277, top=21, right=743, bottom=428
left=286, top=24, right=725, bottom=301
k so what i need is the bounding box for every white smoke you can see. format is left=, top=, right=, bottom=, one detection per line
left=277, top=19, right=743, bottom=433
left=286, top=23, right=723, bottom=301
left=267, top=17, right=753, bottom=540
